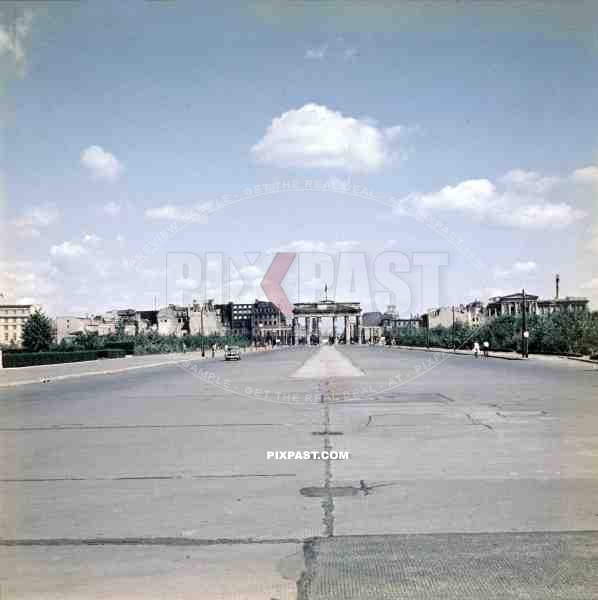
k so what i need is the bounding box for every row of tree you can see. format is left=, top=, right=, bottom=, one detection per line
left=392, top=311, right=598, bottom=356
left=8, top=311, right=249, bottom=354
left=8, top=309, right=598, bottom=358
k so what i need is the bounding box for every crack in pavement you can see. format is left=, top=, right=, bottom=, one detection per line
left=0, top=474, right=297, bottom=483
left=464, top=413, right=494, bottom=431
left=0, top=537, right=303, bottom=547
left=0, top=423, right=294, bottom=432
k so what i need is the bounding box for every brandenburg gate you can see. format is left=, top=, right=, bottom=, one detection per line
left=291, top=300, right=362, bottom=345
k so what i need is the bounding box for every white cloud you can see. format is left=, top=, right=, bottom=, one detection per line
left=0, top=260, right=57, bottom=307
left=499, top=169, right=561, bottom=194
left=416, top=179, right=496, bottom=212
left=572, top=166, right=598, bottom=184
left=144, top=204, right=208, bottom=223
left=0, top=8, right=34, bottom=70
left=81, top=146, right=123, bottom=181
left=305, top=44, right=328, bottom=59
left=503, top=202, right=585, bottom=229
left=494, top=260, right=537, bottom=278
left=145, top=205, right=187, bottom=220
left=103, top=201, right=121, bottom=216
left=274, top=240, right=328, bottom=253
left=466, top=287, right=510, bottom=303
left=251, top=103, right=403, bottom=173
left=82, top=233, right=101, bottom=244
left=175, top=278, right=200, bottom=290
left=50, top=241, right=87, bottom=258
left=304, top=37, right=358, bottom=61
left=10, top=204, right=59, bottom=237
left=581, top=277, right=598, bottom=290
left=513, top=261, right=537, bottom=273
left=404, top=166, right=591, bottom=229
left=335, top=240, right=361, bottom=251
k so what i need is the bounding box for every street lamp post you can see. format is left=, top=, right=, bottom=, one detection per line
left=521, top=288, right=528, bottom=358
left=452, top=305, right=456, bottom=352
left=200, top=307, right=205, bottom=358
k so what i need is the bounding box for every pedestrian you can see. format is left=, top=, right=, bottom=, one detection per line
left=483, top=340, right=489, bottom=359
left=473, top=340, right=480, bottom=359
left=211, top=344, right=215, bottom=358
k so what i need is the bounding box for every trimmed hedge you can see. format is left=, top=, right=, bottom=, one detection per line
left=2, top=350, right=98, bottom=368
left=102, top=341, right=135, bottom=354
left=97, top=348, right=126, bottom=359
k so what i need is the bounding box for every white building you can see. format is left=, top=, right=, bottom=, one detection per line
left=54, top=316, right=91, bottom=342
left=425, top=301, right=485, bottom=329
left=157, top=305, right=188, bottom=336
left=189, top=300, right=226, bottom=336
left=0, top=303, right=40, bottom=347
left=55, top=310, right=140, bottom=343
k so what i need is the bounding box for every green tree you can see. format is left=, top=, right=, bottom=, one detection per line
left=114, top=319, right=125, bottom=339
left=22, top=310, right=54, bottom=352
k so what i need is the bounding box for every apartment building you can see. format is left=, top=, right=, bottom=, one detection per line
left=0, top=303, right=40, bottom=347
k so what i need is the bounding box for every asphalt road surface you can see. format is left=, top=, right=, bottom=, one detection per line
left=1, top=345, right=597, bottom=598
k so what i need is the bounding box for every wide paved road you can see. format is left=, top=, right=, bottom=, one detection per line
left=1, top=346, right=597, bottom=598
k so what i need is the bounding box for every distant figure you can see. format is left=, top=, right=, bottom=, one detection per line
left=473, top=341, right=480, bottom=358
left=211, top=344, right=215, bottom=358
left=483, top=340, right=489, bottom=359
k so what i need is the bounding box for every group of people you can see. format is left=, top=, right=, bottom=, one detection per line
left=472, top=340, right=490, bottom=359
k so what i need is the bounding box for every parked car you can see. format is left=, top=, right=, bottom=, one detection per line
left=225, top=346, right=241, bottom=361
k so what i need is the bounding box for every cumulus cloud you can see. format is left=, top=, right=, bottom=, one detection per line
left=494, top=261, right=537, bottom=278
left=305, top=44, right=328, bottom=59
left=572, top=166, right=598, bottom=184
left=0, top=8, right=34, bottom=72
left=50, top=241, right=87, bottom=258
left=402, top=167, right=591, bottom=229
left=40, top=233, right=143, bottom=313
left=103, top=201, right=121, bottom=216
left=81, top=146, right=123, bottom=181
left=304, top=37, right=358, bottom=61
left=144, top=204, right=209, bottom=223
left=272, top=240, right=360, bottom=254
left=0, top=260, right=57, bottom=306
left=10, top=204, right=59, bottom=237
left=144, top=205, right=188, bottom=221
left=82, top=233, right=101, bottom=244
left=499, top=169, right=561, bottom=194
left=251, top=103, right=402, bottom=173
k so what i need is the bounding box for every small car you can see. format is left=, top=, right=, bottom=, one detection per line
left=225, top=346, right=241, bottom=361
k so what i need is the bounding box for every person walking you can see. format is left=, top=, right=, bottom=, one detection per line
left=483, top=340, right=489, bottom=359
left=473, top=341, right=480, bottom=359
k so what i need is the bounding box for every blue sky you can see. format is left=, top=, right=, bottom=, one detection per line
left=1, top=1, right=597, bottom=315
